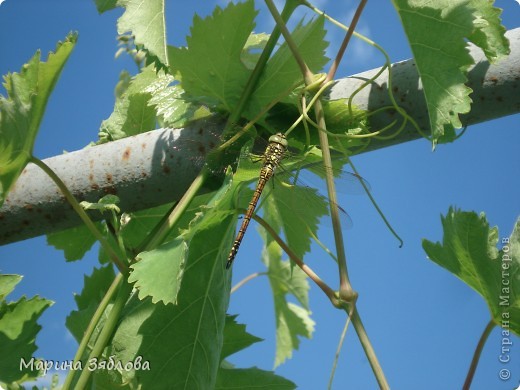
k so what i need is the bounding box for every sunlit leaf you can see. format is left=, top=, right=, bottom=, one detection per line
left=243, top=15, right=328, bottom=121
left=241, top=32, right=270, bottom=70
left=98, top=64, right=158, bottom=142
left=259, top=228, right=314, bottom=367
left=423, top=208, right=519, bottom=335
left=95, top=0, right=168, bottom=67
left=0, top=275, right=22, bottom=301
left=391, top=0, right=509, bottom=145
left=168, top=0, right=256, bottom=111
left=129, top=237, right=187, bottom=304
left=0, top=33, right=77, bottom=206
left=105, top=174, right=236, bottom=388
left=0, top=275, right=52, bottom=383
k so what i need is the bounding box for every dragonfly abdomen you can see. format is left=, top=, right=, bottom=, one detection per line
left=226, top=133, right=288, bottom=269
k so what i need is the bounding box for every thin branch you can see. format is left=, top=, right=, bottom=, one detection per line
left=326, top=0, right=368, bottom=82
left=462, top=319, right=496, bottom=390
left=251, top=213, right=341, bottom=307
left=328, top=313, right=352, bottom=389
left=231, top=272, right=265, bottom=294
left=62, top=273, right=124, bottom=390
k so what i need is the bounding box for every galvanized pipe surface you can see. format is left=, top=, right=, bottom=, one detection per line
left=1, top=28, right=519, bottom=245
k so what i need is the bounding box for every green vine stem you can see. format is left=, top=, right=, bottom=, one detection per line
left=251, top=212, right=340, bottom=307
left=30, top=157, right=127, bottom=273
left=260, top=4, right=351, bottom=298
left=73, top=276, right=134, bottom=389
left=350, top=307, right=389, bottom=389
left=223, top=0, right=300, bottom=138
left=325, top=0, right=368, bottom=83
left=462, top=319, right=496, bottom=390
left=328, top=314, right=352, bottom=390
left=348, top=158, right=403, bottom=247
left=137, top=167, right=209, bottom=252
left=265, top=2, right=390, bottom=387
left=264, top=0, right=314, bottom=84
left=230, top=272, right=265, bottom=294
left=62, top=273, right=124, bottom=390
left=303, top=0, right=426, bottom=140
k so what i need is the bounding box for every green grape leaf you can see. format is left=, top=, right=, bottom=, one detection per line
left=216, top=315, right=295, bottom=388
left=95, top=0, right=168, bottom=67
left=423, top=208, right=520, bottom=335
left=65, top=265, right=116, bottom=343
left=168, top=0, right=256, bottom=111
left=80, top=194, right=121, bottom=213
left=98, top=65, right=158, bottom=142
left=94, top=0, right=117, bottom=13
left=259, top=228, right=314, bottom=367
left=264, top=179, right=328, bottom=260
left=391, top=0, right=509, bottom=145
left=241, top=32, right=270, bottom=70
left=128, top=237, right=187, bottom=305
left=0, top=278, right=53, bottom=384
left=466, top=0, right=510, bottom=62
left=145, top=74, right=210, bottom=127
left=215, top=367, right=296, bottom=390
left=220, top=315, right=263, bottom=360
left=47, top=223, right=100, bottom=262
left=0, top=33, right=77, bottom=207
left=0, top=275, right=22, bottom=301
left=106, top=175, right=235, bottom=388
left=243, top=15, right=328, bottom=121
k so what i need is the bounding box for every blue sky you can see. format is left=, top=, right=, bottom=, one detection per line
left=0, top=1, right=519, bottom=389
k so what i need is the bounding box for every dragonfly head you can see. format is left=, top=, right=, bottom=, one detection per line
left=268, top=133, right=288, bottom=148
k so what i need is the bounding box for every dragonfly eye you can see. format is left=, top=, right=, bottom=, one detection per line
left=268, top=133, right=288, bottom=148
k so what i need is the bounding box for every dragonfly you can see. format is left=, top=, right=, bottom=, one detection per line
left=225, top=132, right=368, bottom=269
left=226, top=132, right=288, bottom=268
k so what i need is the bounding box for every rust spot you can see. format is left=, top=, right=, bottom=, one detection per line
left=44, top=214, right=52, bottom=220
left=23, top=204, right=34, bottom=212
left=393, top=86, right=398, bottom=93
left=209, top=141, right=216, bottom=149
left=103, top=186, right=117, bottom=195
left=89, top=159, right=94, bottom=169
left=198, top=145, right=206, bottom=154
left=91, top=183, right=100, bottom=191
left=141, top=143, right=147, bottom=150
left=106, top=173, right=113, bottom=183
left=22, top=220, right=30, bottom=226
left=496, top=96, right=503, bottom=102
left=198, top=127, right=204, bottom=135
left=141, top=172, right=148, bottom=178
left=163, top=165, right=171, bottom=174
left=489, top=76, right=498, bottom=84
left=89, top=173, right=94, bottom=182
left=122, top=147, right=131, bottom=161
left=0, top=214, right=4, bottom=220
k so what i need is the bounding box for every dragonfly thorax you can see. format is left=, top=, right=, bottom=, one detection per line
left=268, top=133, right=288, bottom=148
